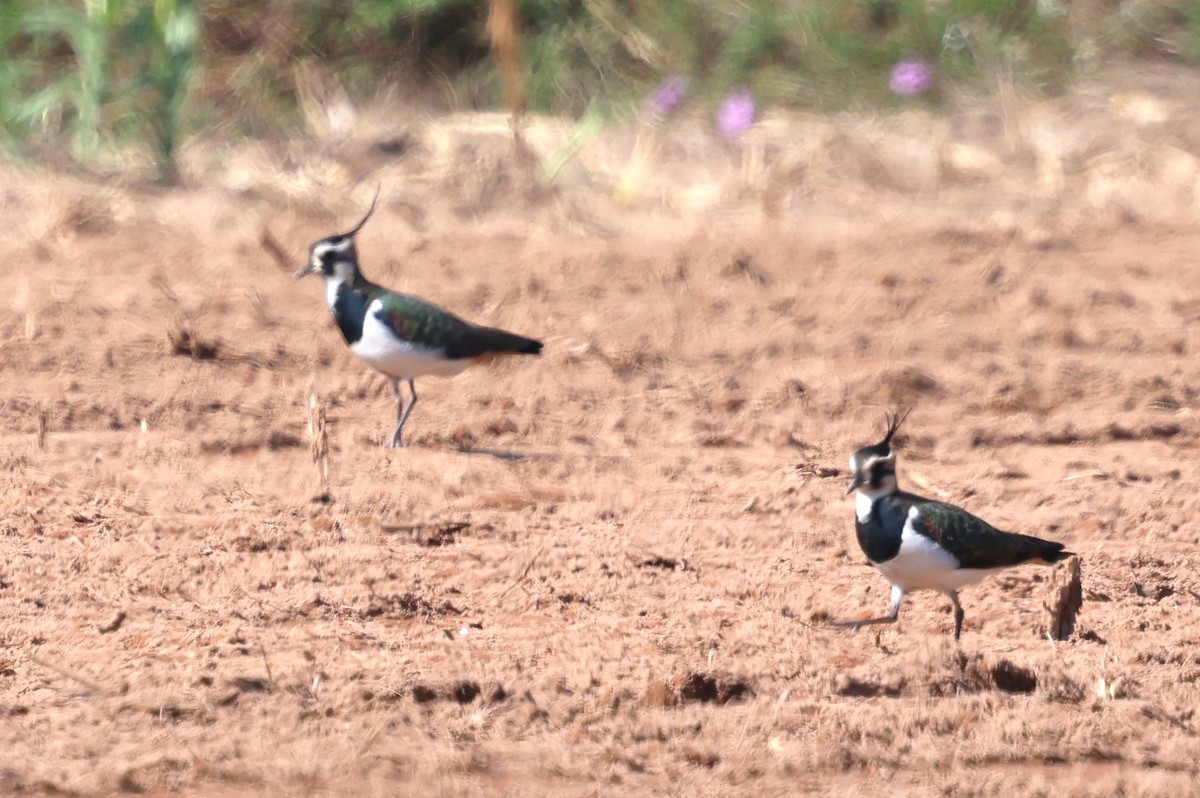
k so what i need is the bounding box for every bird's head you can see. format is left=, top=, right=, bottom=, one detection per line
left=846, top=409, right=910, bottom=496
left=294, top=192, right=379, bottom=283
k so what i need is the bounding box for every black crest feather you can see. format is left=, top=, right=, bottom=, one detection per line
left=880, top=408, right=911, bottom=448
left=341, top=185, right=381, bottom=238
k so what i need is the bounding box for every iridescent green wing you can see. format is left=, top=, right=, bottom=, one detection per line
left=372, top=290, right=472, bottom=355
left=372, top=289, right=542, bottom=359
left=909, top=498, right=1048, bottom=569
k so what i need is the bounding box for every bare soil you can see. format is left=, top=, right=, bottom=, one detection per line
left=3, top=87, right=1200, bottom=796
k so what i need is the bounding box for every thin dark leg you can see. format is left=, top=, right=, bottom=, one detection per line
left=389, top=378, right=418, bottom=448
left=947, top=591, right=965, bottom=641
left=832, top=585, right=905, bottom=633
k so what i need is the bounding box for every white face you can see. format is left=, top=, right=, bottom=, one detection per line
left=853, top=467, right=898, bottom=521
left=848, top=450, right=897, bottom=494
left=852, top=451, right=894, bottom=476
left=308, top=238, right=357, bottom=282
left=855, top=484, right=891, bottom=520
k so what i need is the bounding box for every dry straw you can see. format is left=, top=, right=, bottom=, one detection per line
left=307, top=389, right=330, bottom=492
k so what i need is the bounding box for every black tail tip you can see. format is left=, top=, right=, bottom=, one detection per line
left=1045, top=545, right=1075, bottom=564
left=521, top=339, right=544, bottom=355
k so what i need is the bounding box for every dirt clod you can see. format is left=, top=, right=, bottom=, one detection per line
left=990, top=660, right=1038, bottom=694
left=676, top=673, right=752, bottom=705
left=451, top=681, right=481, bottom=703
left=168, top=327, right=220, bottom=360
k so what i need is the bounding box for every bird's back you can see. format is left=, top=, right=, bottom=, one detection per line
left=367, top=284, right=542, bottom=360
left=894, top=491, right=1072, bottom=569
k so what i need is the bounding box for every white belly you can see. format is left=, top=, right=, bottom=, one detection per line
left=350, top=301, right=474, bottom=380
left=874, top=507, right=998, bottom=593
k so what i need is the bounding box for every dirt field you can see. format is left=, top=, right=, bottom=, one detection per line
left=4, top=78, right=1200, bottom=795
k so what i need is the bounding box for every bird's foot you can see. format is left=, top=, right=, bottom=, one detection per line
left=828, top=615, right=898, bottom=634
left=828, top=619, right=865, bottom=632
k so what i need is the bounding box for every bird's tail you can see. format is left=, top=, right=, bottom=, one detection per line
left=1027, top=537, right=1074, bottom=564
left=474, top=326, right=543, bottom=356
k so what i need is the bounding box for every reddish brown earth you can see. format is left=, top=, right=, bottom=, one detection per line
left=2, top=127, right=1200, bottom=796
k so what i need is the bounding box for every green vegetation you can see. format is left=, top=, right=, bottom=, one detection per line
left=2, top=0, right=1199, bottom=174
left=1104, top=0, right=1200, bottom=63
left=1, top=0, right=198, bottom=181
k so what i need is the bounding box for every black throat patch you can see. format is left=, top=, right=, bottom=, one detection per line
left=855, top=493, right=909, bottom=563
left=331, top=282, right=370, bottom=345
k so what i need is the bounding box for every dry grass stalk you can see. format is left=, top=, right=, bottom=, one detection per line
left=36, top=408, right=48, bottom=450
left=259, top=227, right=294, bottom=273
left=307, top=392, right=330, bottom=492
left=617, top=126, right=659, bottom=203
left=14, top=276, right=36, bottom=340
left=487, top=0, right=526, bottom=121
left=381, top=520, right=469, bottom=547
left=488, top=0, right=543, bottom=171
left=496, top=544, right=545, bottom=603
left=29, top=653, right=110, bottom=697
left=1043, top=555, right=1083, bottom=641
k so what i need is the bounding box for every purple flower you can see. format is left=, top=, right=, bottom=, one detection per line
left=889, top=59, right=934, bottom=97
left=716, top=88, right=755, bottom=140
left=648, top=75, right=689, bottom=118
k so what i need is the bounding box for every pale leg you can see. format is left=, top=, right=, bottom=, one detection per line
left=388, top=378, right=418, bottom=448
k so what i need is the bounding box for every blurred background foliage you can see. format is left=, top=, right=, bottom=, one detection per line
left=2, top=0, right=1200, bottom=180
left=1, top=0, right=199, bottom=180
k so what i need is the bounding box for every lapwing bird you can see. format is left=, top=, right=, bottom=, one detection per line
left=835, top=411, right=1074, bottom=640
left=294, top=196, right=543, bottom=447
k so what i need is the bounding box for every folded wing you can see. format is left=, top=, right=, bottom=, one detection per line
left=909, top=499, right=1072, bottom=569
left=373, top=292, right=542, bottom=359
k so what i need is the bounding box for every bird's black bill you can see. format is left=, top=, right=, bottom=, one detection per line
left=294, top=264, right=314, bottom=279
left=845, top=474, right=866, bottom=495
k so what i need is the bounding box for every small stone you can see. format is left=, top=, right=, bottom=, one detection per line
left=942, top=142, right=1004, bottom=182
left=1109, top=92, right=1170, bottom=126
